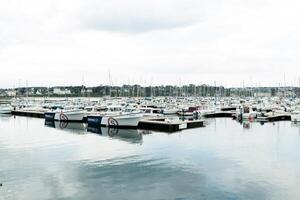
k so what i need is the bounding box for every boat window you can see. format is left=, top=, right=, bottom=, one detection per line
left=145, top=109, right=151, bottom=113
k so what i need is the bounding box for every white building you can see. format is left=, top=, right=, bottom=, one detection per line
left=6, top=89, right=17, bottom=97
left=53, top=88, right=71, bottom=95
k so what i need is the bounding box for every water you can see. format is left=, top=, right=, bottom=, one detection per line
left=1, top=116, right=300, bottom=200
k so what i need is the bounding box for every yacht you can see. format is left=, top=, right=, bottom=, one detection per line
left=87, top=106, right=142, bottom=128
left=45, top=107, right=87, bottom=122
left=140, top=107, right=163, bottom=117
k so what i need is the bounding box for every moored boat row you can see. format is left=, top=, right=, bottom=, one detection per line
left=3, top=96, right=300, bottom=125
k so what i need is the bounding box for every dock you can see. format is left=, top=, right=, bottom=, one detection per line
left=203, top=111, right=235, bottom=118
left=11, top=110, right=204, bottom=132
left=138, top=118, right=204, bottom=132
left=9, top=109, right=294, bottom=132
left=11, top=110, right=45, bottom=118
left=267, top=114, right=291, bottom=122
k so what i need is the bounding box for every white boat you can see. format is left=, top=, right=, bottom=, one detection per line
left=0, top=104, right=12, bottom=114
left=236, top=105, right=257, bottom=121
left=291, top=106, right=300, bottom=122
left=102, top=113, right=141, bottom=127
left=45, top=107, right=87, bottom=122
left=140, top=107, right=163, bottom=117
left=162, top=108, right=179, bottom=115
left=87, top=113, right=141, bottom=128
left=87, top=106, right=142, bottom=128
left=177, top=106, right=201, bottom=116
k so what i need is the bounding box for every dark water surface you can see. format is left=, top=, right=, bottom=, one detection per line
left=1, top=116, right=300, bottom=200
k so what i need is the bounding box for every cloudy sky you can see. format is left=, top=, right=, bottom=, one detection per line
left=1, top=0, right=300, bottom=88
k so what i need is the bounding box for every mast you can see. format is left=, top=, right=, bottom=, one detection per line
left=108, top=70, right=113, bottom=97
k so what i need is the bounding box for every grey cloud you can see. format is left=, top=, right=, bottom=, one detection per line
left=77, top=0, right=203, bottom=33
left=82, top=16, right=198, bottom=33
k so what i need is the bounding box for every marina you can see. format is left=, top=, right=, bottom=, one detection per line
left=1, top=0, right=300, bottom=198
left=2, top=96, right=300, bottom=130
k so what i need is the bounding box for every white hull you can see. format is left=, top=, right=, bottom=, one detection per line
left=177, top=111, right=194, bottom=116
left=101, top=114, right=141, bottom=127
left=163, top=109, right=179, bottom=115
left=55, top=112, right=86, bottom=121
left=45, top=110, right=86, bottom=121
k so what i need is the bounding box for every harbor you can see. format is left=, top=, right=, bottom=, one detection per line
left=1, top=96, right=299, bottom=130
left=2, top=96, right=300, bottom=199
left=2, top=0, right=300, bottom=198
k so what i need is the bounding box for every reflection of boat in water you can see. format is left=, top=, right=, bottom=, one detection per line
left=87, top=126, right=143, bottom=144
left=45, top=108, right=86, bottom=122
left=44, top=120, right=87, bottom=133
left=291, top=121, right=300, bottom=127
left=0, top=114, right=11, bottom=121
left=242, top=121, right=251, bottom=129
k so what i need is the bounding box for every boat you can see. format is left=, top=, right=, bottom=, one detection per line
left=177, top=106, right=201, bottom=116
left=87, top=113, right=142, bottom=128
left=45, top=107, right=87, bottom=122
left=87, top=105, right=142, bottom=128
left=0, top=104, right=12, bottom=114
left=140, top=107, right=163, bottom=118
left=236, top=105, right=257, bottom=121
left=162, top=107, right=180, bottom=115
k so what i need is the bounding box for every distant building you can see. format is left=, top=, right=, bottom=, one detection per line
left=254, top=92, right=271, bottom=97
left=6, top=89, right=17, bottom=97
left=53, top=87, right=71, bottom=95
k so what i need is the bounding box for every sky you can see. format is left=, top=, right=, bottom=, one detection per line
left=0, top=0, right=300, bottom=88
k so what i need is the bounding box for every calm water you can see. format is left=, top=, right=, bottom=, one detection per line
left=1, top=116, right=300, bottom=200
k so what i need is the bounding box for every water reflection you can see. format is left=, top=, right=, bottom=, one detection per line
left=44, top=120, right=143, bottom=144
left=44, top=120, right=87, bottom=134
left=3, top=117, right=300, bottom=199
left=0, top=114, right=11, bottom=120
left=87, top=126, right=143, bottom=144
left=243, top=121, right=251, bottom=129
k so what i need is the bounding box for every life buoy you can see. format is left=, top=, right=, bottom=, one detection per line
left=248, top=115, right=254, bottom=122
left=108, top=117, right=119, bottom=127
left=60, top=113, right=68, bottom=121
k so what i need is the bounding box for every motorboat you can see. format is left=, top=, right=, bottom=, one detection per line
left=45, top=107, right=87, bottom=122
left=140, top=107, right=163, bottom=118
left=87, top=106, right=142, bottom=128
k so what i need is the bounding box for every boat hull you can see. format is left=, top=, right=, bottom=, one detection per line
left=87, top=114, right=141, bottom=128
left=45, top=111, right=86, bottom=122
